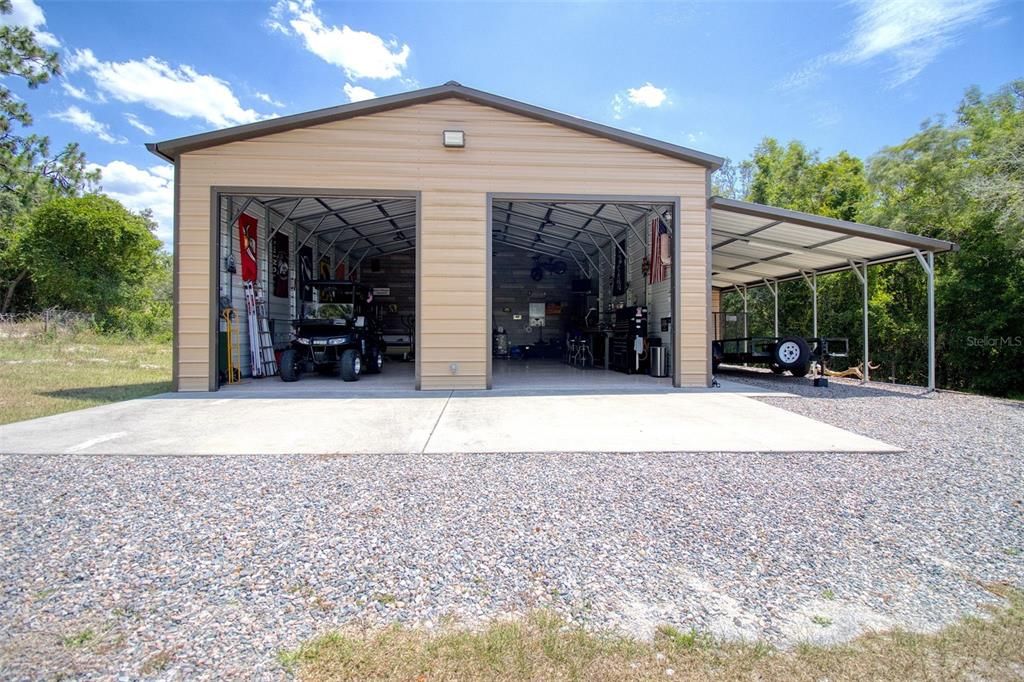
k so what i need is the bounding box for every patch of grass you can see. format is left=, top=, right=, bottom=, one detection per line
left=59, top=629, right=96, bottom=649
left=371, top=592, right=397, bottom=606
left=33, top=587, right=58, bottom=601
left=821, top=588, right=836, bottom=600
left=280, top=589, right=1024, bottom=681
left=140, top=649, right=174, bottom=675
left=0, top=330, right=170, bottom=425
left=811, top=615, right=833, bottom=627
left=655, top=624, right=711, bottom=650
left=288, top=581, right=335, bottom=612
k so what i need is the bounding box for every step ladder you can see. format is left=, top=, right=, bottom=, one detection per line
left=244, top=280, right=278, bottom=377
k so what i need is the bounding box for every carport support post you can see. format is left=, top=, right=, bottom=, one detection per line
left=763, top=279, right=779, bottom=338
left=737, top=286, right=749, bottom=355
left=800, top=271, right=818, bottom=337
left=849, top=260, right=869, bottom=383
left=914, top=249, right=936, bottom=392
left=928, top=251, right=935, bottom=392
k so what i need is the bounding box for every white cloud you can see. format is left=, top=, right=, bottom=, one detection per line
left=60, top=81, right=90, bottom=101
left=0, top=0, right=60, bottom=48
left=611, top=82, right=668, bottom=119
left=268, top=0, right=410, bottom=80
left=686, top=130, right=707, bottom=144
left=89, top=160, right=174, bottom=246
left=255, top=91, right=286, bottom=107
left=626, top=83, right=668, bottom=108
left=66, top=49, right=267, bottom=128
left=343, top=82, right=376, bottom=102
left=124, top=113, right=155, bottom=136
left=779, top=0, right=997, bottom=89
left=50, top=106, right=126, bottom=144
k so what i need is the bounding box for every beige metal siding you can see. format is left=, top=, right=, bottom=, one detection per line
left=176, top=98, right=709, bottom=390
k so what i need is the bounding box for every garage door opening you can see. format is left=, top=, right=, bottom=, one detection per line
left=490, top=198, right=677, bottom=390
left=215, top=191, right=417, bottom=392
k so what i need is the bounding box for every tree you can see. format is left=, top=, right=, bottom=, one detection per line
left=865, top=81, right=1024, bottom=395
left=0, top=0, right=98, bottom=312
left=710, top=158, right=750, bottom=199
left=959, top=82, right=1024, bottom=252
left=725, top=82, right=1024, bottom=396
left=724, top=138, right=872, bottom=363
left=20, top=196, right=161, bottom=321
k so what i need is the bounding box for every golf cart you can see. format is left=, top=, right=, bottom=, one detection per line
left=279, top=280, right=385, bottom=382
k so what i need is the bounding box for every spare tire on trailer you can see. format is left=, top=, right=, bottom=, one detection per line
left=773, top=336, right=811, bottom=376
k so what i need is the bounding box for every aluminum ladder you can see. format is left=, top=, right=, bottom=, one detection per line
left=244, top=281, right=278, bottom=377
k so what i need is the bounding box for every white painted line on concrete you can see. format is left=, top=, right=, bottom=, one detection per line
left=64, top=431, right=127, bottom=454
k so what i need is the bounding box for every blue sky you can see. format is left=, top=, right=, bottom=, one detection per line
left=3, top=0, right=1021, bottom=246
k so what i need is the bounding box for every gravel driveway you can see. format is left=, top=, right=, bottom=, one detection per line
left=1, top=376, right=1022, bottom=679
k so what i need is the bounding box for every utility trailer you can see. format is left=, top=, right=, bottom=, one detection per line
left=711, top=335, right=848, bottom=376
left=712, top=310, right=849, bottom=377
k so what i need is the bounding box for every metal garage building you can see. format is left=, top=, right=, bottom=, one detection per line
left=148, top=81, right=956, bottom=392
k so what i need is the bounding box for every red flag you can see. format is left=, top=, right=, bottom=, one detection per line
left=647, top=218, right=663, bottom=284
left=238, top=213, right=258, bottom=282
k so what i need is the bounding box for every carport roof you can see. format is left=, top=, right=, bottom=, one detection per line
left=709, top=197, right=958, bottom=290
left=146, top=81, right=724, bottom=169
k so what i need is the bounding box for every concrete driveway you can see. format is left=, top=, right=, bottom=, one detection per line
left=0, top=385, right=896, bottom=455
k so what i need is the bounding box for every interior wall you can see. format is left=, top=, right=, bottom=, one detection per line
left=595, top=211, right=673, bottom=351
left=218, top=197, right=342, bottom=379
left=491, top=242, right=573, bottom=347
left=356, top=251, right=416, bottom=335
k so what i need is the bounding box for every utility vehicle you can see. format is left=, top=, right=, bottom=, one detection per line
left=279, top=280, right=385, bottom=382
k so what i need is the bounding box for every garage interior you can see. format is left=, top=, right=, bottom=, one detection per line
left=490, top=199, right=676, bottom=389
left=216, top=193, right=417, bottom=389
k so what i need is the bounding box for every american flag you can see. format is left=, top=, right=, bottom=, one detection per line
left=649, top=217, right=669, bottom=284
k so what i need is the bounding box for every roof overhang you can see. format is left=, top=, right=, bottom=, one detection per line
left=709, top=196, right=958, bottom=290
left=146, top=81, right=724, bottom=169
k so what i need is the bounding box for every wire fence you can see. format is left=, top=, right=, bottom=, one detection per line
left=0, top=309, right=96, bottom=338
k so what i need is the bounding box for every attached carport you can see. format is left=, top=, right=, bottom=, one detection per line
left=709, top=197, right=958, bottom=390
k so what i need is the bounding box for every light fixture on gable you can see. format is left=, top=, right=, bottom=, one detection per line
left=442, top=130, right=465, bottom=148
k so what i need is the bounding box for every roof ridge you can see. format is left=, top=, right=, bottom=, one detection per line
left=147, top=81, right=724, bottom=169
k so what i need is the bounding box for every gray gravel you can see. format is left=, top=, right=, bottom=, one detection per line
left=1, top=376, right=1022, bottom=679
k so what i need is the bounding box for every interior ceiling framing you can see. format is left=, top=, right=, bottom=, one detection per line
left=490, top=201, right=671, bottom=273
left=234, top=193, right=955, bottom=288
left=252, top=195, right=418, bottom=261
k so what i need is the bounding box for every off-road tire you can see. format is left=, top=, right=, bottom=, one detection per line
left=364, top=348, right=384, bottom=374
left=711, top=341, right=724, bottom=373
left=279, top=349, right=301, bottom=382
left=340, top=348, right=361, bottom=382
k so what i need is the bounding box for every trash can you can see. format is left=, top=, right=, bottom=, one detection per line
left=649, top=346, right=668, bottom=377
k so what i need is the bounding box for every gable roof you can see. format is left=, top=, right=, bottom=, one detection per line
left=146, top=81, right=724, bottom=169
